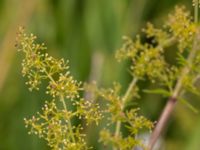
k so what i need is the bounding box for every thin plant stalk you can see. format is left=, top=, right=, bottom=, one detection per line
left=61, top=95, right=76, bottom=143
left=45, top=70, right=76, bottom=143
left=148, top=3, right=199, bottom=150
left=113, top=35, right=177, bottom=150
left=113, top=77, right=138, bottom=150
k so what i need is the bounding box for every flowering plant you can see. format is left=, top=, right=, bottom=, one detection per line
left=17, top=1, right=200, bottom=150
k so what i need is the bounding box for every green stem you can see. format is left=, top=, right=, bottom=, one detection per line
left=42, top=65, right=76, bottom=143
left=113, top=77, right=138, bottom=150
left=122, top=78, right=138, bottom=104
left=195, top=0, right=199, bottom=23
left=113, top=34, right=176, bottom=150
left=60, top=95, right=76, bottom=143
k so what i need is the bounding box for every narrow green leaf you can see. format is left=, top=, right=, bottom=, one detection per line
left=185, top=85, right=200, bottom=96
left=179, top=98, right=199, bottom=114
left=143, top=89, right=171, bottom=97
left=177, top=52, right=187, bottom=66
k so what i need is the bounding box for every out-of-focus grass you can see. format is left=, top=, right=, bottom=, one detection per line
left=0, top=0, right=199, bottom=149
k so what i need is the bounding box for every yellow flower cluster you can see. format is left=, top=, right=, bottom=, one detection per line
left=116, top=35, right=166, bottom=81
left=167, top=6, right=196, bottom=52
left=75, top=98, right=103, bottom=125
left=46, top=73, right=81, bottom=99
left=16, top=27, right=81, bottom=98
left=84, top=81, right=152, bottom=149
left=115, top=6, right=200, bottom=89
left=17, top=27, right=103, bottom=150
left=99, top=108, right=153, bottom=150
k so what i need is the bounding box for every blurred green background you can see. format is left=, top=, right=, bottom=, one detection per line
left=0, top=0, right=200, bottom=149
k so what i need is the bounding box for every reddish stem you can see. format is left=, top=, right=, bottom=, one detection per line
left=148, top=97, right=177, bottom=150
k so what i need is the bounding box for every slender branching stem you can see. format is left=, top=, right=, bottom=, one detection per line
left=148, top=5, right=200, bottom=148
left=26, top=37, right=77, bottom=143
left=148, top=35, right=200, bottom=150
left=60, top=95, right=76, bottom=143
left=148, top=96, right=177, bottom=150
left=113, top=35, right=176, bottom=150
left=122, top=78, right=138, bottom=104
left=42, top=69, right=76, bottom=143
left=113, top=77, right=138, bottom=150
left=46, top=75, right=76, bottom=143
left=42, top=65, right=76, bottom=143
left=149, top=50, right=198, bottom=149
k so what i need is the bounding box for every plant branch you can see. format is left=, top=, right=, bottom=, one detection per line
left=25, top=33, right=77, bottom=143
left=113, top=35, right=176, bottom=150
left=47, top=76, right=76, bottom=143
left=113, top=77, right=138, bottom=150
left=148, top=2, right=200, bottom=145
left=42, top=65, right=76, bottom=143
left=148, top=97, right=177, bottom=150
left=148, top=27, right=200, bottom=150
left=60, top=95, right=76, bottom=143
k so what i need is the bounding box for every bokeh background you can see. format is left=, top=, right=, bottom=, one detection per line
left=0, top=0, right=200, bottom=149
